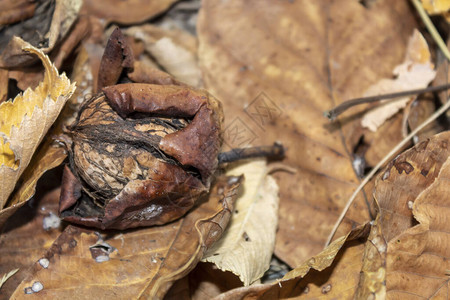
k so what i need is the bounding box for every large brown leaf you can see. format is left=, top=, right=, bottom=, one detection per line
left=211, top=223, right=371, bottom=299
left=10, top=176, right=241, bottom=299
left=0, top=188, right=64, bottom=298
left=375, top=131, right=450, bottom=298
left=198, top=0, right=417, bottom=265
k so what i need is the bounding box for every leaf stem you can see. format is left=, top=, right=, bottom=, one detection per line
left=324, top=83, right=450, bottom=120
left=325, top=98, right=450, bottom=247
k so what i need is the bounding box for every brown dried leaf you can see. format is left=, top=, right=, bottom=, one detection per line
left=354, top=215, right=386, bottom=299
left=198, top=0, right=416, bottom=266
left=0, top=0, right=82, bottom=68
left=0, top=68, right=7, bottom=103
left=375, top=131, right=450, bottom=242
left=125, top=25, right=202, bottom=87
left=0, top=46, right=75, bottom=210
left=165, top=262, right=243, bottom=300
left=375, top=131, right=450, bottom=298
left=0, top=0, right=36, bottom=25
left=81, top=0, right=178, bottom=25
left=212, top=223, right=370, bottom=299
left=0, top=188, right=63, bottom=298
left=11, top=176, right=242, bottom=299
left=203, top=160, right=279, bottom=286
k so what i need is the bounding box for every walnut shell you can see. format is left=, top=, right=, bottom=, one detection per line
left=59, top=83, right=223, bottom=230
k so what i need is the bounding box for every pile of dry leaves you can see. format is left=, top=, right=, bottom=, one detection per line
left=0, top=0, right=449, bottom=299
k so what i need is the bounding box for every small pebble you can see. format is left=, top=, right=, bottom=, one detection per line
left=408, top=201, right=413, bottom=209
left=38, top=258, right=49, bottom=269
left=95, top=255, right=110, bottom=263
left=31, top=282, right=43, bottom=293
left=43, top=212, right=61, bottom=230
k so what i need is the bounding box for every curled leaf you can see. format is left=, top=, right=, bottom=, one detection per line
left=203, top=159, right=279, bottom=286
left=0, top=45, right=75, bottom=209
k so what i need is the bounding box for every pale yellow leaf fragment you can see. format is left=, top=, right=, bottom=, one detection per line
left=422, top=0, right=450, bottom=17
left=0, top=45, right=75, bottom=209
left=0, top=268, right=19, bottom=290
left=203, top=159, right=279, bottom=286
left=361, top=30, right=435, bottom=132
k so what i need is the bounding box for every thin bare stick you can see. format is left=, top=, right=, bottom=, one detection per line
left=325, top=99, right=450, bottom=247
left=410, top=0, right=450, bottom=62
left=324, top=83, right=450, bottom=120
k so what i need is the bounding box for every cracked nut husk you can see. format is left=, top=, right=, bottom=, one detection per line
left=59, top=83, right=223, bottom=230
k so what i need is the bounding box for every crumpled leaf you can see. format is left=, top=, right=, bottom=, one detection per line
left=0, top=0, right=82, bottom=68
left=361, top=30, right=436, bottom=132
left=125, top=25, right=202, bottom=87
left=212, top=223, right=371, bottom=299
left=0, top=0, right=36, bottom=25
left=203, top=159, right=279, bottom=286
left=11, top=176, right=242, bottom=299
left=0, top=45, right=75, bottom=209
left=0, top=188, right=63, bottom=298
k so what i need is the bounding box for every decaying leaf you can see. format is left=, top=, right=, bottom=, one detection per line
left=354, top=215, right=386, bottom=299
left=375, top=131, right=450, bottom=242
left=165, top=262, right=244, bottom=300
left=0, top=0, right=36, bottom=25
left=361, top=30, right=436, bottom=132
left=198, top=0, right=416, bottom=266
left=11, top=176, right=241, bottom=299
left=213, top=223, right=371, bottom=299
left=0, top=68, right=7, bottom=103
left=375, top=131, right=450, bottom=298
left=203, top=159, right=279, bottom=286
left=422, top=0, right=450, bottom=21
left=0, top=188, right=64, bottom=298
left=125, top=25, right=202, bottom=87
left=0, top=0, right=82, bottom=68
left=0, top=45, right=75, bottom=210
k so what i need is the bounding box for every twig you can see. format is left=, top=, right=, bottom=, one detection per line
left=325, top=98, right=450, bottom=247
left=324, top=83, right=450, bottom=120
left=410, top=0, right=450, bottom=62
left=218, top=142, right=285, bottom=164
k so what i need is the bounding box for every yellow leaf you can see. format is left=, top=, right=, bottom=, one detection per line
left=0, top=45, right=75, bottom=209
left=203, top=159, right=279, bottom=286
left=422, top=0, right=450, bottom=15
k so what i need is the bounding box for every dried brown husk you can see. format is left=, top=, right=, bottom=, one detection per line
left=60, top=83, right=224, bottom=230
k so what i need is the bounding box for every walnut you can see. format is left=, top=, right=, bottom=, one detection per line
left=59, top=83, right=223, bottom=230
